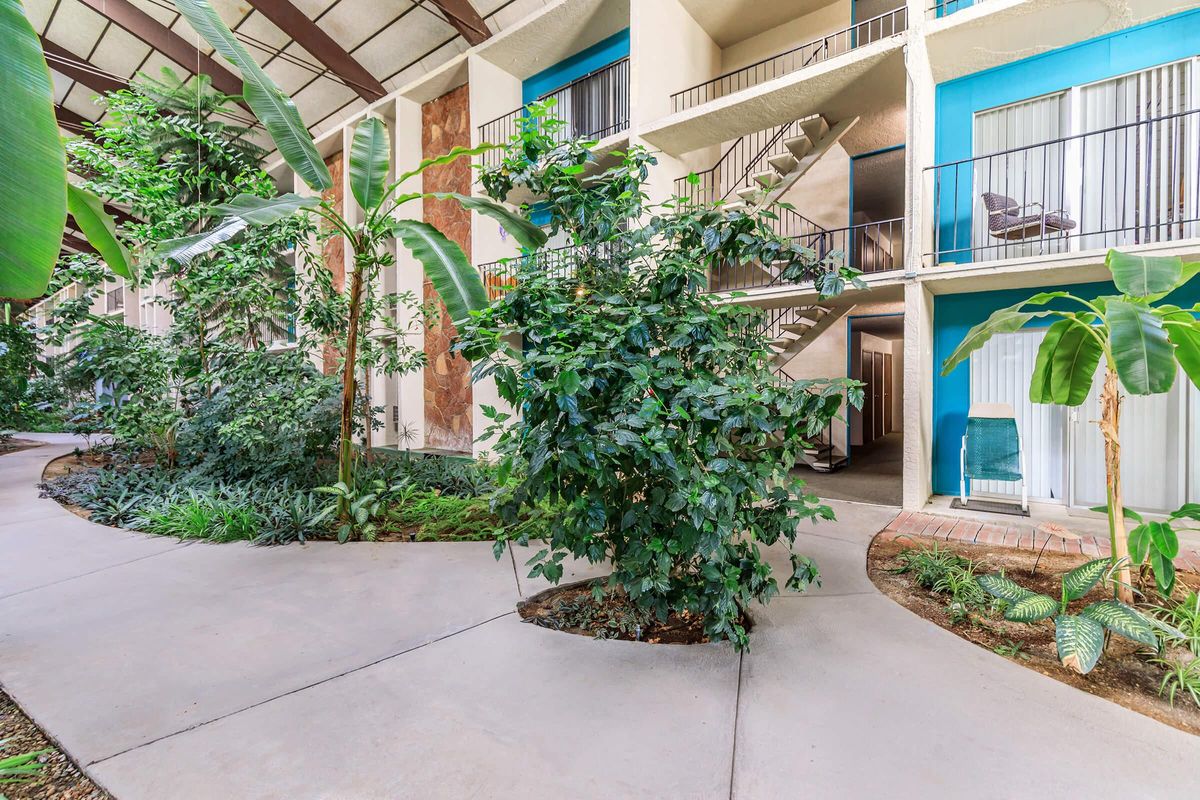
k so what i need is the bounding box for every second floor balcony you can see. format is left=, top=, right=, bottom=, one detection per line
left=477, top=57, right=631, bottom=171
left=926, top=109, right=1200, bottom=267
left=669, top=7, right=908, bottom=115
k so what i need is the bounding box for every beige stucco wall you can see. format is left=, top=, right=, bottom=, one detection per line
left=720, top=0, right=852, bottom=74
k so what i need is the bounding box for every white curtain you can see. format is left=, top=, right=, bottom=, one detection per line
left=972, top=93, right=1069, bottom=261
left=1078, top=60, right=1196, bottom=250
left=969, top=328, right=1066, bottom=501
left=1070, top=367, right=1187, bottom=513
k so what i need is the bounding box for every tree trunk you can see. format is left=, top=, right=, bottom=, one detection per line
left=1099, top=366, right=1133, bottom=603
left=338, top=250, right=368, bottom=508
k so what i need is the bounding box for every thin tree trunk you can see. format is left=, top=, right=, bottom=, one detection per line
left=338, top=250, right=368, bottom=506
left=1099, top=366, right=1133, bottom=604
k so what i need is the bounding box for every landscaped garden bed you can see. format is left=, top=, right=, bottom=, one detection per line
left=518, top=579, right=749, bottom=645
left=869, top=533, right=1200, bottom=735
left=37, top=448, right=547, bottom=545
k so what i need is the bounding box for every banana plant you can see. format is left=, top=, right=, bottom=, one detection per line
left=1099, top=503, right=1200, bottom=596
left=978, top=560, right=1158, bottom=674
left=168, top=4, right=545, bottom=511
left=942, top=250, right=1200, bottom=603
left=0, top=0, right=133, bottom=299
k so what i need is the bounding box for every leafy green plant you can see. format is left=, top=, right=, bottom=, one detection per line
left=978, top=559, right=1159, bottom=674
left=166, top=0, right=546, bottom=517
left=459, top=111, right=861, bottom=651
left=992, top=639, right=1029, bottom=660
left=943, top=250, right=1200, bottom=603
left=890, top=541, right=990, bottom=624
left=311, top=478, right=413, bottom=542
left=0, top=738, right=48, bottom=788
left=1145, top=590, right=1200, bottom=658
left=528, top=590, right=657, bottom=641
left=0, top=0, right=131, bottom=298
left=1152, top=656, right=1200, bottom=708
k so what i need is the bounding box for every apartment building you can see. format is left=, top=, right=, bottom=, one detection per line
left=30, top=0, right=1200, bottom=516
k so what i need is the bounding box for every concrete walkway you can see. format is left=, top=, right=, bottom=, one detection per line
left=1, top=436, right=1196, bottom=799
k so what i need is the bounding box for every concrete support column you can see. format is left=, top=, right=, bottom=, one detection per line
left=902, top=279, right=934, bottom=510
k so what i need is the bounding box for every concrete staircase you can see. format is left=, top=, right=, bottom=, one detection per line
left=764, top=302, right=856, bottom=471
left=723, top=114, right=860, bottom=214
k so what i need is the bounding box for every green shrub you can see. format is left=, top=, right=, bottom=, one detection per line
left=891, top=541, right=991, bottom=624
left=460, top=107, right=862, bottom=650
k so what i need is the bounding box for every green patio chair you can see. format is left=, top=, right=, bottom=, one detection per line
left=960, top=402, right=1027, bottom=512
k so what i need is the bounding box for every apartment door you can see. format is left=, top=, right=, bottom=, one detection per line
left=882, top=353, right=894, bottom=433
left=862, top=351, right=876, bottom=443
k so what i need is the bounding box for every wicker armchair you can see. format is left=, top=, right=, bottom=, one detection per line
left=982, top=192, right=1076, bottom=243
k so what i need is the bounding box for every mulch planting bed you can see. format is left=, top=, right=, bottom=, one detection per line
left=0, top=438, right=44, bottom=456
left=517, top=578, right=746, bottom=645
left=869, top=533, right=1200, bottom=735
left=0, top=689, right=111, bottom=800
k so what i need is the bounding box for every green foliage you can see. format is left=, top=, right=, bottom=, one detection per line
left=977, top=560, right=1158, bottom=674
left=1153, top=656, right=1200, bottom=708
left=133, top=490, right=265, bottom=542
left=312, top=479, right=412, bottom=543
left=890, top=542, right=995, bottom=624
left=0, top=0, right=67, bottom=299
left=0, top=321, right=40, bottom=430
left=1145, top=591, right=1200, bottom=658
left=176, top=347, right=340, bottom=482
left=528, top=589, right=657, bottom=641
left=460, top=111, right=863, bottom=651
left=0, top=738, right=48, bottom=787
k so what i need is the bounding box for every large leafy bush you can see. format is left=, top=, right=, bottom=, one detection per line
left=460, top=107, right=862, bottom=649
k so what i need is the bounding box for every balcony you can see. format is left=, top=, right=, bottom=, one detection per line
left=926, top=109, right=1200, bottom=268
left=478, top=242, right=628, bottom=300
left=476, top=57, right=631, bottom=171
left=639, top=10, right=906, bottom=157
left=669, top=8, right=908, bottom=114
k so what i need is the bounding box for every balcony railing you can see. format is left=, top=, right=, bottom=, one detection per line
left=669, top=8, right=908, bottom=113
left=926, top=109, right=1200, bottom=266
left=711, top=216, right=905, bottom=292
left=927, top=0, right=978, bottom=17
left=478, top=242, right=628, bottom=300
left=477, top=58, right=631, bottom=171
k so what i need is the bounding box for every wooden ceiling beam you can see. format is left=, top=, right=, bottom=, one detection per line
left=424, top=0, right=491, bottom=46
left=246, top=0, right=385, bottom=102
left=62, top=232, right=98, bottom=255
left=40, top=37, right=126, bottom=96
left=54, top=104, right=94, bottom=137
left=75, top=0, right=245, bottom=99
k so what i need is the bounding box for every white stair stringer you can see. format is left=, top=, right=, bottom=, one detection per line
left=746, top=115, right=860, bottom=210
left=770, top=303, right=855, bottom=371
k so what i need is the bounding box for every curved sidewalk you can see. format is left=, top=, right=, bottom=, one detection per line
left=1, top=436, right=1196, bottom=799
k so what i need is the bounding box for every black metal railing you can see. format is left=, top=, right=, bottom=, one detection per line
left=477, top=58, right=631, bottom=170
left=478, top=241, right=628, bottom=300
left=926, top=109, right=1200, bottom=265
left=674, top=121, right=800, bottom=205
left=710, top=217, right=905, bottom=292
left=670, top=8, right=908, bottom=113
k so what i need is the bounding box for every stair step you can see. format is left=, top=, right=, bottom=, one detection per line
left=736, top=185, right=763, bottom=204
left=800, top=115, right=830, bottom=142
left=783, top=135, right=813, bottom=160
left=769, top=336, right=795, bottom=349
left=767, top=153, right=798, bottom=176
left=723, top=200, right=748, bottom=213
left=796, top=307, right=827, bottom=321
left=781, top=322, right=813, bottom=335
left=752, top=171, right=782, bottom=190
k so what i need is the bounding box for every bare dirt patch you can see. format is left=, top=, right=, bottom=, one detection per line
left=517, top=578, right=748, bottom=645
left=868, top=533, right=1200, bottom=736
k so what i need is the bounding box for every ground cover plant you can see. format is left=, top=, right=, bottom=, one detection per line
left=869, top=533, right=1200, bottom=735
left=460, top=103, right=864, bottom=650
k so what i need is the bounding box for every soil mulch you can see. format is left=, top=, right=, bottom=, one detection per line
left=517, top=578, right=745, bottom=645
left=0, top=438, right=44, bottom=456
left=869, top=533, right=1200, bottom=736
left=0, top=689, right=111, bottom=800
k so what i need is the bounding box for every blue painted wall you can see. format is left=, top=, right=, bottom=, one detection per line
left=931, top=278, right=1200, bottom=495
left=933, top=10, right=1200, bottom=263
left=522, top=29, right=630, bottom=104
